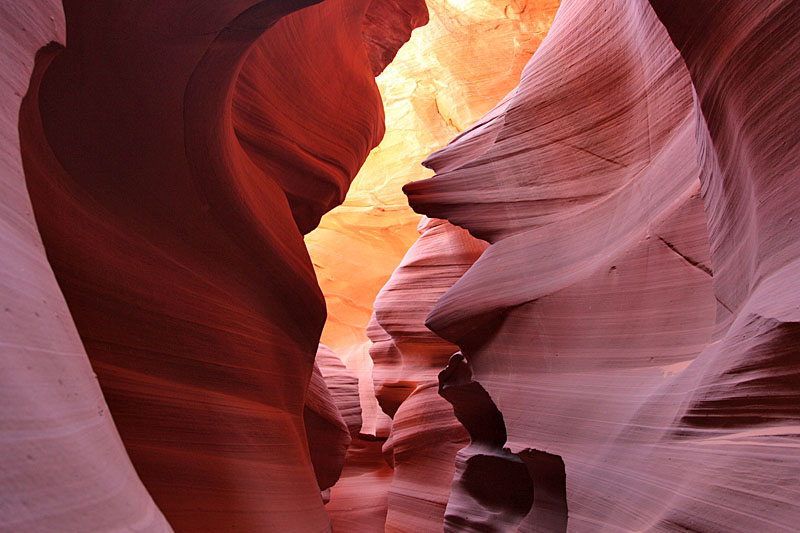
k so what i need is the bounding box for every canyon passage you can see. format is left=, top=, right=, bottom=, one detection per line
left=2, top=1, right=799, bottom=532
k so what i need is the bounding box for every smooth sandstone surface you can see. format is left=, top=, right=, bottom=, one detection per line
left=3, top=0, right=799, bottom=531
left=7, top=0, right=422, bottom=532
left=0, top=2, right=171, bottom=531
left=310, top=5, right=561, bottom=525
left=305, top=357, right=352, bottom=492
left=306, top=0, right=561, bottom=361
left=646, top=0, right=800, bottom=528
left=370, top=217, right=485, bottom=531
left=370, top=217, right=487, bottom=415
left=400, top=0, right=800, bottom=531
left=316, top=344, right=363, bottom=438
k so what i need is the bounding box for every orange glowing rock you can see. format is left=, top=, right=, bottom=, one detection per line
left=305, top=0, right=561, bottom=426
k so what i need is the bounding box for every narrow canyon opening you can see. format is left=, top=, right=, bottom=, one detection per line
left=4, top=1, right=800, bottom=532
left=304, top=4, right=564, bottom=528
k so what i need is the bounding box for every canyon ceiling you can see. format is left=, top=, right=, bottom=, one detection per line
left=1, top=1, right=798, bottom=532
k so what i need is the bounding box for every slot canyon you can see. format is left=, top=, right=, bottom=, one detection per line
left=1, top=0, right=798, bottom=531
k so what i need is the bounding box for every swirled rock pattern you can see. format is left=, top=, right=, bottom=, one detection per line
left=5, top=0, right=799, bottom=531
left=400, top=0, right=800, bottom=531
left=307, top=13, right=562, bottom=524
left=363, top=0, right=430, bottom=76
left=316, top=344, right=363, bottom=437
left=305, top=355, right=352, bottom=493
left=9, top=0, right=425, bottom=532
left=307, top=0, right=561, bottom=371
left=368, top=216, right=485, bottom=531
left=370, top=217, right=487, bottom=414
left=644, top=0, right=800, bottom=529
left=438, top=352, right=534, bottom=533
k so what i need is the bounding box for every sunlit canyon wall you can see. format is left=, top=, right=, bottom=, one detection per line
left=1, top=0, right=799, bottom=532
left=306, top=2, right=562, bottom=529
left=306, top=0, right=561, bottom=433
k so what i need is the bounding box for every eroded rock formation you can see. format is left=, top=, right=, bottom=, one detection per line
left=363, top=0, right=430, bottom=76
left=394, top=0, right=800, bottom=531
left=316, top=344, right=363, bottom=437
left=367, top=216, right=486, bottom=530
left=1, top=2, right=170, bottom=531
left=305, top=0, right=562, bottom=377
left=305, top=345, right=361, bottom=493
left=3, top=0, right=800, bottom=531
left=438, top=353, right=535, bottom=533
left=5, top=0, right=425, bottom=531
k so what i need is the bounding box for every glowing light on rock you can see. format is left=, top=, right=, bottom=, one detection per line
left=305, top=1, right=561, bottom=411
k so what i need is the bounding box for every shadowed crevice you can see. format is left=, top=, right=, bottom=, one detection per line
left=657, top=235, right=713, bottom=276
left=439, top=352, right=567, bottom=532
left=518, top=449, right=568, bottom=533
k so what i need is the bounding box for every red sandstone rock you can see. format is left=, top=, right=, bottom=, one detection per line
left=438, top=353, right=535, bottom=532
left=363, top=0, right=430, bottom=76
left=384, top=384, right=469, bottom=532
left=370, top=216, right=487, bottom=412
left=643, top=1, right=800, bottom=530
left=10, top=1, right=424, bottom=532
left=402, top=0, right=799, bottom=530
left=317, top=344, right=363, bottom=437
left=305, top=345, right=365, bottom=502
left=5, top=0, right=799, bottom=531
left=326, top=435, right=394, bottom=532
left=305, top=359, right=351, bottom=491
left=232, top=1, right=402, bottom=234
left=306, top=0, right=561, bottom=381
left=367, top=216, right=484, bottom=531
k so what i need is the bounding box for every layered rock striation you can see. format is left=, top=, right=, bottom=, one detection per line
left=369, top=216, right=486, bottom=531
left=393, top=0, right=800, bottom=531
left=305, top=345, right=362, bottom=494
left=306, top=0, right=562, bottom=378
left=4, top=0, right=800, bottom=531
left=6, top=0, right=425, bottom=531
left=1, top=3, right=171, bottom=529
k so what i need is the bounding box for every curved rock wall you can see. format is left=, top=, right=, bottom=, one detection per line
left=9, top=0, right=425, bottom=531
left=644, top=0, right=800, bottom=529
left=369, top=216, right=485, bottom=531
left=396, top=0, right=800, bottom=531
left=316, top=344, right=363, bottom=438
left=306, top=0, right=562, bottom=386
left=4, top=0, right=799, bottom=531
left=1, top=3, right=171, bottom=530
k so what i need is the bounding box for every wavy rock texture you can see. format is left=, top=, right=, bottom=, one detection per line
left=305, top=355, right=352, bottom=492
left=363, top=0, right=430, bottom=76
left=315, top=5, right=561, bottom=525
left=317, top=344, right=363, bottom=437
left=1, top=3, right=171, bottom=531
left=6, top=0, right=799, bottom=531
left=439, top=353, right=568, bottom=533
left=306, top=344, right=364, bottom=502
left=370, top=217, right=488, bottom=414
left=402, top=0, right=798, bottom=530
left=438, top=353, right=535, bottom=532
left=368, top=216, right=486, bottom=531
left=644, top=0, right=800, bottom=529
left=13, top=0, right=423, bottom=531
left=306, top=1, right=561, bottom=392
left=327, top=435, right=395, bottom=532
